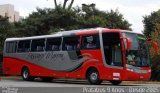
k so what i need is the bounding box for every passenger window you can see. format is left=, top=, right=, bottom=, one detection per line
left=31, top=39, right=45, bottom=52
left=6, top=41, right=17, bottom=53
left=17, top=40, right=31, bottom=52
left=82, top=35, right=100, bottom=49
left=62, top=36, right=80, bottom=51
left=46, top=37, right=61, bottom=51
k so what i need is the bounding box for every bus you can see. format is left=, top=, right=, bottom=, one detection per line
left=2, top=28, right=157, bottom=85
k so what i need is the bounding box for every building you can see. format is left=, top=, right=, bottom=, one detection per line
left=0, top=4, right=20, bottom=22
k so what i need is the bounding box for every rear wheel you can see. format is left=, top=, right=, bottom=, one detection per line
left=110, top=80, right=122, bottom=85
left=41, top=77, right=53, bottom=82
left=87, top=69, right=102, bottom=85
left=21, top=67, right=34, bottom=81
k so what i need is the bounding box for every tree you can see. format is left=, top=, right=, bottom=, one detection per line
left=0, top=16, right=16, bottom=63
left=143, top=10, right=160, bottom=81
left=53, top=0, right=74, bottom=10
left=150, top=23, right=160, bottom=81
left=105, top=9, right=131, bottom=30
left=54, top=0, right=58, bottom=8
left=16, top=4, right=131, bottom=36
left=143, top=9, right=160, bottom=37
left=0, top=16, right=14, bottom=51
left=77, top=4, right=131, bottom=30
left=68, top=0, right=74, bottom=10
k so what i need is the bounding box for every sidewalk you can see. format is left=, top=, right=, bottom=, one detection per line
left=1, top=76, right=160, bottom=84
left=123, top=81, right=160, bottom=84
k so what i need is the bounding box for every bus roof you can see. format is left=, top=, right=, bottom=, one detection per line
left=5, top=33, right=62, bottom=41
left=5, top=27, right=143, bottom=42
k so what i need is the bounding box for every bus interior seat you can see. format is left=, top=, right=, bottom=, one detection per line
left=66, top=45, right=73, bottom=51
left=37, top=46, right=44, bottom=51
left=52, top=45, right=59, bottom=51
left=86, top=43, right=96, bottom=49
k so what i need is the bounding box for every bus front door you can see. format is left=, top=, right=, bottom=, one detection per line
left=102, top=32, right=125, bottom=81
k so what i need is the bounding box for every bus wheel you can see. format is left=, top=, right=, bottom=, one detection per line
left=41, top=77, right=53, bottom=82
left=110, top=80, right=122, bottom=85
left=87, top=69, right=102, bottom=85
left=21, top=67, right=34, bottom=81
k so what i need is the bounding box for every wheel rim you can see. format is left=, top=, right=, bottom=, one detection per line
left=90, top=72, right=98, bottom=81
left=23, top=70, right=28, bottom=79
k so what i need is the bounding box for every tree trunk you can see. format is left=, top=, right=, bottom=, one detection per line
left=68, top=0, right=74, bottom=10
left=63, top=0, right=68, bottom=9
left=54, top=0, right=58, bottom=8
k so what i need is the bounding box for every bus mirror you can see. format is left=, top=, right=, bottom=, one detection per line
left=126, top=38, right=131, bottom=50
left=153, top=41, right=159, bottom=53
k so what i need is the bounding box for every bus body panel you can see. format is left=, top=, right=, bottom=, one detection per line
left=3, top=56, right=151, bottom=81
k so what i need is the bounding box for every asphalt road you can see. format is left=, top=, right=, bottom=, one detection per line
left=0, top=77, right=160, bottom=93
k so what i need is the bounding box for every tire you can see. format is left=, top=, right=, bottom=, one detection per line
left=110, top=80, right=122, bottom=85
left=41, top=77, right=53, bottom=82
left=21, top=67, right=34, bottom=81
left=87, top=69, right=102, bottom=85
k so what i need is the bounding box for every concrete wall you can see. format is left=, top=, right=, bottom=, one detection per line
left=0, top=4, right=20, bottom=22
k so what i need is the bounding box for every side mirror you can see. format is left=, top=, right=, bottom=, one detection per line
left=126, top=38, right=131, bottom=50
left=153, top=41, right=159, bottom=53
left=121, top=37, right=131, bottom=50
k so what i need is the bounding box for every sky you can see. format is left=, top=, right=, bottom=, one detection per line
left=0, top=0, right=160, bottom=33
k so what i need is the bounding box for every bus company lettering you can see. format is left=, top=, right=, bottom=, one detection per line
left=28, top=53, right=45, bottom=61
left=45, top=53, right=65, bottom=61
left=28, top=53, right=65, bottom=61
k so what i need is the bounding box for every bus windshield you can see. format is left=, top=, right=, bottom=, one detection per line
left=122, top=32, right=150, bottom=67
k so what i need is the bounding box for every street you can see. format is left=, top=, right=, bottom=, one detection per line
left=0, top=76, right=160, bottom=93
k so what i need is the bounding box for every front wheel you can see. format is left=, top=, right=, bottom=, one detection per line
left=21, top=67, right=34, bottom=81
left=110, top=80, right=122, bottom=85
left=87, top=69, right=102, bottom=85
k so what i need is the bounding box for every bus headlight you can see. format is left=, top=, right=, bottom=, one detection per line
left=148, top=69, right=151, bottom=72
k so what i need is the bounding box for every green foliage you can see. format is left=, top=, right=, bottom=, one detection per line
left=143, top=10, right=160, bottom=81
left=54, top=0, right=74, bottom=10
left=151, top=55, right=160, bottom=81
left=150, top=23, right=160, bottom=81
left=0, top=16, right=10, bottom=49
left=143, top=9, right=160, bottom=37
left=15, top=4, right=131, bottom=36
left=0, top=16, right=15, bottom=53
left=105, top=9, right=131, bottom=30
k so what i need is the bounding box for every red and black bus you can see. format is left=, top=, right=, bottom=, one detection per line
left=3, top=28, right=153, bottom=85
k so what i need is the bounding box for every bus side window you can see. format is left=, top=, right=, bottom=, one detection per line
left=62, top=36, right=80, bottom=51
left=31, top=39, right=45, bottom=52
left=6, top=41, right=17, bottom=53
left=82, top=35, right=100, bottom=49
left=17, top=40, right=31, bottom=52
left=46, top=37, right=61, bottom=51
